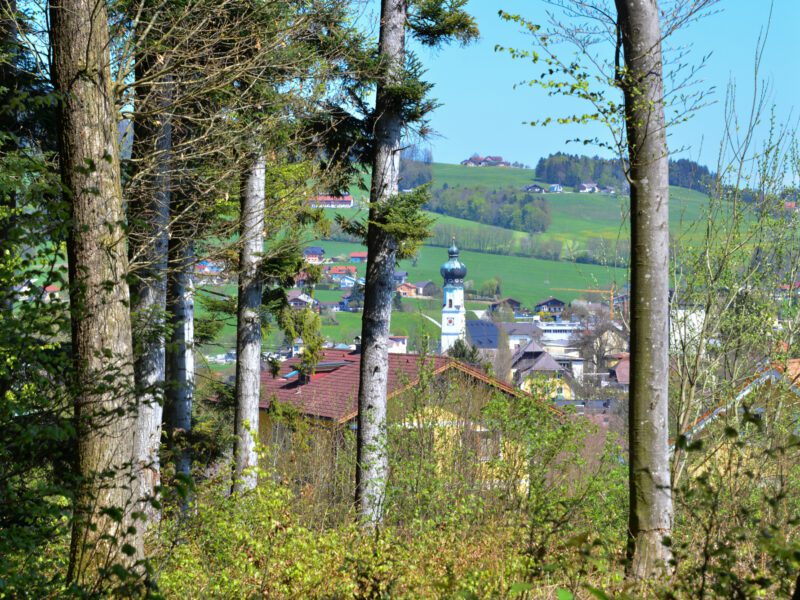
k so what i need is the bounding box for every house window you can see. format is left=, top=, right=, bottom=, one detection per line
left=448, top=298, right=453, bottom=308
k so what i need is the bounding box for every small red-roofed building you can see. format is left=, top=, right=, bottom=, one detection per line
left=349, top=251, right=368, bottom=263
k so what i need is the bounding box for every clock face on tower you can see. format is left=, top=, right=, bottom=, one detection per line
left=446, top=317, right=455, bottom=327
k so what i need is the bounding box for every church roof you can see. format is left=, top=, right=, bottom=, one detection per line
left=466, top=320, right=499, bottom=349
left=440, top=240, right=467, bottom=284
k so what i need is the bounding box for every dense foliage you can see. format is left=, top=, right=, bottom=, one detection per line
left=534, top=152, right=713, bottom=193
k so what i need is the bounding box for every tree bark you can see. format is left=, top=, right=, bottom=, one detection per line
left=615, top=0, right=674, bottom=580
left=232, top=153, right=266, bottom=493
left=50, top=0, right=143, bottom=581
left=164, top=205, right=194, bottom=484
left=129, top=40, right=172, bottom=526
left=0, top=0, right=18, bottom=318
left=355, top=0, right=406, bottom=526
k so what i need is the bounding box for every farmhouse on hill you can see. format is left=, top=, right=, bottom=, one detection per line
left=460, top=154, right=511, bottom=168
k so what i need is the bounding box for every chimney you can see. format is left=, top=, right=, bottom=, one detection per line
left=354, top=336, right=361, bottom=353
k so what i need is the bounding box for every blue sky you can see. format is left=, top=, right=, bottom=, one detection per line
left=385, top=0, right=799, bottom=171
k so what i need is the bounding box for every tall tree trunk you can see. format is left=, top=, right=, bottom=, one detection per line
left=129, top=45, right=172, bottom=525
left=615, top=0, right=674, bottom=579
left=355, top=0, right=406, bottom=526
left=164, top=203, right=194, bottom=484
left=232, top=153, right=266, bottom=493
left=50, top=0, right=143, bottom=580
left=0, top=0, right=18, bottom=365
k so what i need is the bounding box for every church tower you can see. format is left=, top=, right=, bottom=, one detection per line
left=440, top=240, right=467, bottom=354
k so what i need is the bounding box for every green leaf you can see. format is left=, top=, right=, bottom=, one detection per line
left=509, top=581, right=534, bottom=595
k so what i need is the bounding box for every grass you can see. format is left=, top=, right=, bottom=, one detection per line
left=315, top=240, right=625, bottom=303
left=343, top=163, right=712, bottom=255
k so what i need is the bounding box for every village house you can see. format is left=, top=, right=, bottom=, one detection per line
left=537, top=320, right=584, bottom=358
left=577, top=182, right=599, bottom=193
left=533, top=297, right=566, bottom=314
left=349, top=251, right=368, bottom=263
left=393, top=270, right=409, bottom=285
left=325, top=265, right=358, bottom=281
left=606, top=353, right=629, bottom=391
left=396, top=282, right=417, bottom=298
left=548, top=184, right=563, bottom=193
left=388, top=335, right=408, bottom=354
left=287, top=289, right=317, bottom=310
left=524, top=184, right=545, bottom=193
left=308, top=194, right=354, bottom=209
left=511, top=340, right=574, bottom=400
left=498, top=321, right=541, bottom=352
left=337, top=275, right=358, bottom=289
left=303, top=246, right=326, bottom=265
left=415, top=280, right=437, bottom=297
left=488, top=297, right=522, bottom=314
left=258, top=349, right=561, bottom=447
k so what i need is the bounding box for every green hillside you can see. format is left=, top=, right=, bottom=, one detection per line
left=317, top=240, right=623, bottom=302
left=425, top=162, right=710, bottom=246
left=345, top=162, right=711, bottom=255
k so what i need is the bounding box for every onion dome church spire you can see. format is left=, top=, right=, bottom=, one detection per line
left=440, top=239, right=467, bottom=354
left=440, top=238, right=467, bottom=285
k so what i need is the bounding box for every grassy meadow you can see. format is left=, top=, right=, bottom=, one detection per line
left=343, top=163, right=712, bottom=255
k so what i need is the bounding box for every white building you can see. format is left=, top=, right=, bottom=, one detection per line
left=440, top=241, right=467, bottom=354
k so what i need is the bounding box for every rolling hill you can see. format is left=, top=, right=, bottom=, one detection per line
left=345, top=162, right=711, bottom=255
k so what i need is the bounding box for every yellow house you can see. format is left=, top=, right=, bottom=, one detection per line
left=511, top=340, right=576, bottom=400
left=258, top=349, right=565, bottom=492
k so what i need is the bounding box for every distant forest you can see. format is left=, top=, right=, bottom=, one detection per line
left=534, top=152, right=714, bottom=193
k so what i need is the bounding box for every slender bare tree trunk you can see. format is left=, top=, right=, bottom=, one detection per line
left=164, top=202, right=194, bottom=483
left=232, top=153, right=266, bottom=493
left=129, top=45, right=172, bottom=526
left=615, top=0, right=673, bottom=579
left=50, top=0, right=143, bottom=580
left=355, top=0, right=406, bottom=526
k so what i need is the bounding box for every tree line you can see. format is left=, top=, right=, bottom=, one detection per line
left=535, top=151, right=714, bottom=193
left=425, top=185, right=551, bottom=234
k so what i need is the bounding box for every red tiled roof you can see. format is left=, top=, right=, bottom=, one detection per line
left=327, top=265, right=357, bottom=275
left=349, top=251, right=368, bottom=258
left=260, top=350, right=563, bottom=424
